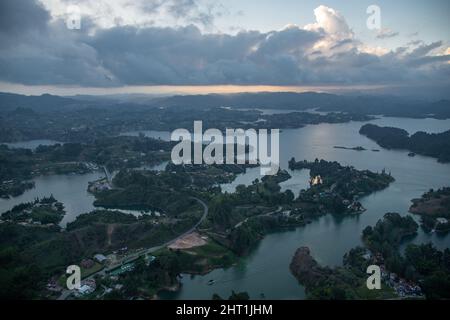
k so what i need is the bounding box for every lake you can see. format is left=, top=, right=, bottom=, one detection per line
left=2, top=116, right=450, bottom=299
left=220, top=167, right=310, bottom=194
left=160, top=116, right=450, bottom=300
left=0, top=161, right=174, bottom=226
left=0, top=172, right=103, bottom=227
left=4, top=139, right=62, bottom=150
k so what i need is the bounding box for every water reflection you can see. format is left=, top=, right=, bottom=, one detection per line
left=4, top=139, right=62, bottom=150
left=166, top=116, right=450, bottom=300
left=119, top=130, right=171, bottom=141
left=2, top=116, right=450, bottom=299
left=0, top=172, right=103, bottom=227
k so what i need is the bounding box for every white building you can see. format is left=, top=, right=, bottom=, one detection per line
left=94, top=254, right=107, bottom=263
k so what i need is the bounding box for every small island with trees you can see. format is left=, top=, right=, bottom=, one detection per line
left=410, top=187, right=450, bottom=233
left=288, top=158, right=394, bottom=215
left=290, top=212, right=450, bottom=299
left=1, top=195, right=65, bottom=225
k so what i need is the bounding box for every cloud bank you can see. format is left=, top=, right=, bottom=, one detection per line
left=0, top=0, right=448, bottom=88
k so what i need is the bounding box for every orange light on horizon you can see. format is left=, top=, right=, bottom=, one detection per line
left=0, top=82, right=389, bottom=96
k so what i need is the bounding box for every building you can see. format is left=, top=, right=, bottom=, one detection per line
left=145, top=254, right=156, bottom=265
left=80, top=259, right=95, bottom=269
left=94, top=254, right=107, bottom=263
left=77, top=284, right=94, bottom=296
left=310, top=175, right=323, bottom=186
left=362, top=252, right=372, bottom=261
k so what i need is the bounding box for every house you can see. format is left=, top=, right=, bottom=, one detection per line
left=145, top=255, right=156, bottom=265
left=106, top=254, right=118, bottom=265
left=80, top=259, right=95, bottom=269
left=119, top=247, right=128, bottom=253
left=83, top=279, right=96, bottom=289
left=282, top=210, right=291, bottom=217
left=362, top=252, right=372, bottom=261
left=390, top=273, right=398, bottom=282
left=46, top=278, right=63, bottom=293
left=94, top=254, right=107, bottom=263
left=310, top=175, right=323, bottom=186
left=77, top=284, right=94, bottom=296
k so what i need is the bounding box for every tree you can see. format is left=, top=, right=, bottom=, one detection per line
left=212, top=293, right=223, bottom=300
left=229, top=291, right=250, bottom=300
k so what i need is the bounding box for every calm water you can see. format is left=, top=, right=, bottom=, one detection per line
left=238, top=108, right=298, bottom=115
left=220, top=167, right=262, bottom=193
left=161, top=116, right=450, bottom=300
left=0, top=163, right=171, bottom=226
left=2, top=116, right=450, bottom=299
left=120, top=130, right=171, bottom=141
left=220, top=167, right=310, bottom=194
left=0, top=172, right=103, bottom=226
left=4, top=139, right=62, bottom=150
left=140, top=161, right=169, bottom=172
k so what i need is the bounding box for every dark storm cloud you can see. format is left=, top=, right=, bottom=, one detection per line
left=85, top=24, right=322, bottom=85
left=408, top=41, right=443, bottom=59
left=0, top=6, right=113, bottom=87
left=138, top=0, right=218, bottom=29
left=0, top=0, right=448, bottom=87
left=0, top=0, right=50, bottom=35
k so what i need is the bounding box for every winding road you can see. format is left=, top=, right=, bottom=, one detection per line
left=57, top=197, right=208, bottom=300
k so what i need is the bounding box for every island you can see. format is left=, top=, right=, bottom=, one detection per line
left=359, top=124, right=450, bottom=163
left=361, top=212, right=449, bottom=300
left=291, top=210, right=450, bottom=300
left=0, top=135, right=174, bottom=198
left=1, top=195, right=65, bottom=225
left=288, top=158, right=394, bottom=215
left=289, top=246, right=396, bottom=300
left=409, top=187, right=450, bottom=233
left=0, top=151, right=402, bottom=300
left=290, top=213, right=421, bottom=299
left=333, top=146, right=366, bottom=151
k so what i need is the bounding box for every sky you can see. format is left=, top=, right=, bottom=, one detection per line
left=0, top=0, right=449, bottom=96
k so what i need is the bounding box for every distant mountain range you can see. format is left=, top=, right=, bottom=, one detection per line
left=0, top=92, right=80, bottom=112
left=149, top=92, right=450, bottom=119
left=1, top=91, right=449, bottom=119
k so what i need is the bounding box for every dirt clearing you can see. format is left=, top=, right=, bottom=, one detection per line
left=168, top=232, right=207, bottom=250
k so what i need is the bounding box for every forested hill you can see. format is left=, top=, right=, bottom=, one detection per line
left=149, top=93, right=450, bottom=119
left=1, top=91, right=450, bottom=119
left=360, top=124, right=450, bottom=163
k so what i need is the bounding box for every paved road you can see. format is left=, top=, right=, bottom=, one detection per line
left=57, top=197, right=208, bottom=300
left=233, top=206, right=282, bottom=229
left=126, top=197, right=208, bottom=256
left=102, top=166, right=112, bottom=184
